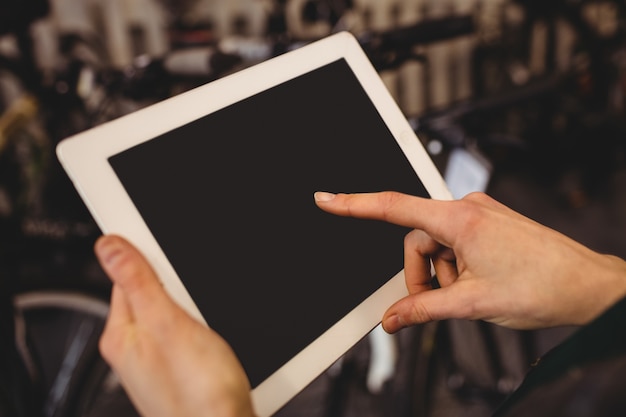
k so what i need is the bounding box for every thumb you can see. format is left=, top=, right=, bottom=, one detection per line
left=381, top=285, right=475, bottom=332
left=95, top=234, right=177, bottom=323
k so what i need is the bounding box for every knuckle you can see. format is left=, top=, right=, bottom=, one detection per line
left=403, top=228, right=419, bottom=245
left=454, top=198, right=486, bottom=230
left=464, top=191, right=489, bottom=203
left=378, top=191, right=405, bottom=221
left=98, top=328, right=119, bottom=364
left=409, top=302, right=434, bottom=323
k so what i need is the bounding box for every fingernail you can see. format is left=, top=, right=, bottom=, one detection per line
left=382, top=314, right=404, bottom=332
left=314, top=192, right=336, bottom=202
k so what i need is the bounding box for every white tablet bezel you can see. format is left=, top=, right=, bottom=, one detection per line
left=56, top=31, right=452, bottom=417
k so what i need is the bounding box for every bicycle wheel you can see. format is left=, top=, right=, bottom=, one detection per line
left=12, top=289, right=138, bottom=417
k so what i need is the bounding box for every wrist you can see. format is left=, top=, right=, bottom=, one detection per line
left=574, top=254, right=626, bottom=326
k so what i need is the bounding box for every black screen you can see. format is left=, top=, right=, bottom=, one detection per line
left=109, top=58, right=430, bottom=388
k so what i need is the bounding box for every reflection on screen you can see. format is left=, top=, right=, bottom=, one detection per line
left=109, top=58, right=430, bottom=388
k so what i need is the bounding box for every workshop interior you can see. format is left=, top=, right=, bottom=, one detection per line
left=1, top=0, right=625, bottom=416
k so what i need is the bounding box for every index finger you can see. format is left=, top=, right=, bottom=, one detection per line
left=314, top=191, right=459, bottom=247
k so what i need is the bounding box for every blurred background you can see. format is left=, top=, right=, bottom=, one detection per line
left=0, top=0, right=625, bottom=416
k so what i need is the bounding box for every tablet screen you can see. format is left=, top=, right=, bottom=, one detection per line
left=108, top=58, right=429, bottom=388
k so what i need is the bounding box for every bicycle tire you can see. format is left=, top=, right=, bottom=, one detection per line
left=12, top=289, right=138, bottom=417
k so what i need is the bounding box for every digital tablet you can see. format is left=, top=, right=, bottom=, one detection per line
left=56, top=31, right=452, bottom=416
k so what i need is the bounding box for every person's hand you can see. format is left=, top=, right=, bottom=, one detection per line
left=314, top=191, right=626, bottom=331
left=95, top=235, right=256, bottom=417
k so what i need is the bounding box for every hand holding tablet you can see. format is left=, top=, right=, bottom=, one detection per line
left=95, top=234, right=257, bottom=417
left=57, top=31, right=452, bottom=416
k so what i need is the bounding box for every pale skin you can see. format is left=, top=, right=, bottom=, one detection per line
left=314, top=191, right=626, bottom=331
left=95, top=235, right=257, bottom=417
left=95, top=191, right=626, bottom=417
